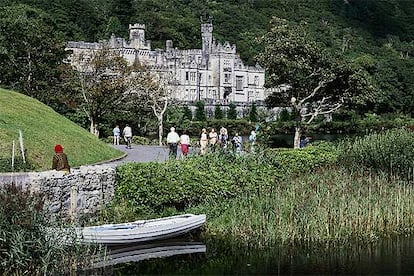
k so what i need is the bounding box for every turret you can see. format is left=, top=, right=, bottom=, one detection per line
left=129, top=23, right=151, bottom=49
left=201, top=22, right=213, bottom=57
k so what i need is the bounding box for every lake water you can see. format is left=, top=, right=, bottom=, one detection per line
left=92, top=234, right=414, bottom=275
left=268, top=133, right=348, bottom=148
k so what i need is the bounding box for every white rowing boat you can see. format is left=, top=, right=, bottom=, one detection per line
left=76, top=214, right=206, bottom=245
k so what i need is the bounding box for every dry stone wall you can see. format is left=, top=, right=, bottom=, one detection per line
left=0, top=165, right=116, bottom=218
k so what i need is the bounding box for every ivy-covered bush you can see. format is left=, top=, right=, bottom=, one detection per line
left=338, top=128, right=414, bottom=179
left=114, top=144, right=337, bottom=214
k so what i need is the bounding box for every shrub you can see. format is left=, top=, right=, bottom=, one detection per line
left=262, top=141, right=338, bottom=175
left=114, top=143, right=337, bottom=216
left=103, top=135, right=151, bottom=145
left=338, top=128, right=414, bottom=179
left=115, top=153, right=277, bottom=213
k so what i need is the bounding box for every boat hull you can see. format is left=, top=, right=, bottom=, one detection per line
left=78, top=214, right=206, bottom=245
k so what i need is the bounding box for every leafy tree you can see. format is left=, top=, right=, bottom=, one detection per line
left=194, top=101, right=206, bottom=121
left=110, top=0, right=135, bottom=37
left=68, top=48, right=129, bottom=137
left=227, top=103, right=237, bottom=120
left=258, top=18, right=375, bottom=148
left=103, top=16, right=125, bottom=38
left=0, top=4, right=67, bottom=103
left=183, top=105, right=193, bottom=121
left=214, top=105, right=224, bottom=120
left=248, top=103, right=258, bottom=122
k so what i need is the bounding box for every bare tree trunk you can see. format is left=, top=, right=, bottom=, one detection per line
left=158, top=118, right=163, bottom=146
left=90, top=120, right=99, bottom=137
left=294, top=126, right=302, bottom=149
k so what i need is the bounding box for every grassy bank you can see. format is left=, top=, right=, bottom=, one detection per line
left=0, top=88, right=123, bottom=171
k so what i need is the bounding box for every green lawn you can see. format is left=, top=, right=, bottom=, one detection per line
left=0, top=88, right=123, bottom=171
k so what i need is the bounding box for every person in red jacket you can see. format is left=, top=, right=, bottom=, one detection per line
left=52, top=144, right=70, bottom=174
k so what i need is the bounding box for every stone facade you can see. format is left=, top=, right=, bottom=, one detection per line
left=67, top=22, right=267, bottom=106
left=0, top=165, right=116, bottom=219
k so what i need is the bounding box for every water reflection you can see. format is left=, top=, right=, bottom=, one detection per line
left=109, top=235, right=414, bottom=275
left=91, top=239, right=205, bottom=269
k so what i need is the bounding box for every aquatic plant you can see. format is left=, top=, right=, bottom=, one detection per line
left=0, top=184, right=101, bottom=274
left=189, top=169, right=414, bottom=246
left=338, top=128, right=414, bottom=180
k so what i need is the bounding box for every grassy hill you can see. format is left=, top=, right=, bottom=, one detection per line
left=0, top=88, right=123, bottom=172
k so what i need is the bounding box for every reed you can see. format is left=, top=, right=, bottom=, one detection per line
left=189, top=168, right=414, bottom=246
left=338, top=128, right=414, bottom=179
left=0, top=184, right=102, bottom=274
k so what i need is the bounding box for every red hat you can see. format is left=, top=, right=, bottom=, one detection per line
left=54, top=144, right=63, bottom=153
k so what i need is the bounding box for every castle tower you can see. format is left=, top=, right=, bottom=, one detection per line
left=129, top=23, right=146, bottom=49
left=201, top=22, right=213, bottom=57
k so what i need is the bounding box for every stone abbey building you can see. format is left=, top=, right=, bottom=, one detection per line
left=67, top=22, right=266, bottom=106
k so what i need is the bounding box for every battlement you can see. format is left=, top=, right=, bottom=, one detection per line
left=129, top=23, right=145, bottom=30
left=67, top=41, right=103, bottom=49
left=212, top=41, right=236, bottom=54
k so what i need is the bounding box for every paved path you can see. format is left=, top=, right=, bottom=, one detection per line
left=104, top=145, right=183, bottom=167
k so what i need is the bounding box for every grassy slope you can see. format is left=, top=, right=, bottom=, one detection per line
left=0, top=88, right=123, bottom=171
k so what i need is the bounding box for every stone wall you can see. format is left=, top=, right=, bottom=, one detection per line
left=0, top=165, right=116, bottom=219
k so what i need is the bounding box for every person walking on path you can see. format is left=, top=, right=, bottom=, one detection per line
left=180, top=130, right=191, bottom=157
left=209, top=128, right=218, bottom=152
left=231, top=132, right=243, bottom=154
left=167, top=127, right=180, bottom=159
left=113, top=125, right=120, bottom=145
left=52, top=144, right=70, bottom=174
left=249, top=130, right=257, bottom=152
left=218, top=127, right=228, bottom=150
left=200, top=128, right=208, bottom=155
left=123, top=124, right=132, bottom=149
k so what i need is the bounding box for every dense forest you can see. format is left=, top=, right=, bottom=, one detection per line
left=1, top=0, right=413, bottom=118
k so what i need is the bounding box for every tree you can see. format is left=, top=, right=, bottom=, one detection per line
left=0, top=4, right=67, bottom=104
left=248, top=103, right=258, bottom=122
left=69, top=48, right=129, bottom=136
left=128, top=64, right=172, bottom=146
left=258, top=18, right=374, bottom=148
left=227, top=103, right=237, bottom=120
left=195, top=101, right=206, bottom=121
left=214, top=105, right=224, bottom=120
left=183, top=105, right=193, bottom=121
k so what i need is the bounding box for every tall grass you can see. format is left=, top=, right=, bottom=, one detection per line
left=0, top=184, right=101, bottom=274
left=189, top=168, right=414, bottom=246
left=338, top=128, right=414, bottom=180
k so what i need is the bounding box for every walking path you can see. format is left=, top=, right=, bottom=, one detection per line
left=104, top=145, right=182, bottom=167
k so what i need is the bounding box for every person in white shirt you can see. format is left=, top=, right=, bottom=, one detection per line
left=122, top=124, right=133, bottom=149
left=199, top=128, right=208, bottom=155
left=180, top=130, right=191, bottom=157
left=113, top=125, right=120, bottom=145
left=209, top=128, right=218, bottom=152
left=166, top=127, right=180, bottom=158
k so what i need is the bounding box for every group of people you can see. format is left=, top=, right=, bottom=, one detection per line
left=112, top=124, right=132, bottom=149
left=51, top=126, right=258, bottom=173
left=166, top=127, right=185, bottom=158
left=167, top=126, right=257, bottom=158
